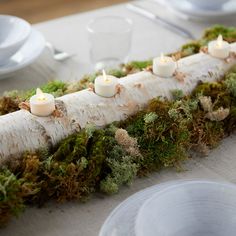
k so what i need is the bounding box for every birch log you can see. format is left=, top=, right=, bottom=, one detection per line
left=1, top=44, right=236, bottom=163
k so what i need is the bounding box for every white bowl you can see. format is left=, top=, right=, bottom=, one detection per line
left=136, top=180, right=236, bottom=236
left=187, top=0, right=229, bottom=10
left=0, top=15, right=31, bottom=65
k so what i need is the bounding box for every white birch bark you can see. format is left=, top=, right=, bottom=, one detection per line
left=1, top=44, right=236, bottom=163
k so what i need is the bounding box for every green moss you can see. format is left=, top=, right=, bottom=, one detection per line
left=119, top=98, right=192, bottom=173
left=0, top=169, right=25, bottom=226
left=109, top=145, right=127, bottom=160
left=108, top=69, right=126, bottom=78
left=7, top=80, right=66, bottom=101
left=171, top=89, right=185, bottom=100
left=40, top=160, right=93, bottom=202
left=120, top=111, right=145, bottom=138
left=52, top=132, right=88, bottom=163
left=181, top=41, right=201, bottom=57
left=0, top=96, right=20, bottom=115
left=139, top=115, right=190, bottom=171
left=86, top=129, right=107, bottom=180
left=125, top=60, right=152, bottom=70
left=193, top=81, right=231, bottom=109
left=204, top=121, right=224, bottom=147
left=189, top=108, right=225, bottom=152
left=30, top=130, right=108, bottom=203
left=203, top=25, right=236, bottom=43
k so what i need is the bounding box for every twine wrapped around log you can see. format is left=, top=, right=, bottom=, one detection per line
left=1, top=44, right=236, bottom=163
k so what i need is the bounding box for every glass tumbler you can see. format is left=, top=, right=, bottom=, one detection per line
left=87, top=16, right=133, bottom=70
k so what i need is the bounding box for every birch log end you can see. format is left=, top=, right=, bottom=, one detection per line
left=1, top=44, right=236, bottom=163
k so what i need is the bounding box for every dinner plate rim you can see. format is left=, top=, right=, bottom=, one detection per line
left=0, top=28, right=45, bottom=78
left=134, top=180, right=236, bottom=236
left=99, top=179, right=235, bottom=236
left=99, top=179, right=226, bottom=236
left=165, top=0, right=236, bottom=17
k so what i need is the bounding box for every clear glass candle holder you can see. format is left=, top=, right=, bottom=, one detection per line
left=87, top=16, right=133, bottom=71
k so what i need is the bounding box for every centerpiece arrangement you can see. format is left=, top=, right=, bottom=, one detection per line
left=1, top=25, right=236, bottom=227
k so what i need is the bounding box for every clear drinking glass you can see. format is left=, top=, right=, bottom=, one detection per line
left=87, top=16, right=133, bottom=70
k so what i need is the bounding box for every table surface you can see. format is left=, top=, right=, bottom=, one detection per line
left=1, top=1, right=236, bottom=236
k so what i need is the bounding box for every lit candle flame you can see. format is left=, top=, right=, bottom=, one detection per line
left=36, top=88, right=46, bottom=101
left=216, top=34, right=223, bottom=48
left=160, top=53, right=167, bottom=64
left=103, top=69, right=110, bottom=83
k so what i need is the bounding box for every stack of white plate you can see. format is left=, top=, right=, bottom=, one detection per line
left=99, top=180, right=236, bottom=236
left=162, top=0, right=236, bottom=22
left=0, top=15, right=45, bottom=78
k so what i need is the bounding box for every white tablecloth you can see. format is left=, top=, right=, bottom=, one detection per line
left=1, top=1, right=236, bottom=236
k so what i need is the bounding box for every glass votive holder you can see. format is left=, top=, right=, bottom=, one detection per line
left=87, top=16, right=133, bottom=71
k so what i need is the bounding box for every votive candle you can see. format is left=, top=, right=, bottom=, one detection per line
left=153, top=53, right=176, bottom=77
left=208, top=34, right=230, bottom=59
left=30, top=88, right=55, bottom=117
left=94, top=70, right=119, bottom=97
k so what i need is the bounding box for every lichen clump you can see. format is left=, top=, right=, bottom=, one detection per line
left=1, top=25, right=236, bottom=227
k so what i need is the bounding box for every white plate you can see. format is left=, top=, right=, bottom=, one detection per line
left=165, top=0, right=236, bottom=21
left=135, top=180, right=236, bottom=236
left=99, top=180, right=185, bottom=236
left=0, top=28, right=45, bottom=79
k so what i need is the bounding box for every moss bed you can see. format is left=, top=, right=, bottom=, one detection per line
left=1, top=25, right=236, bottom=227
